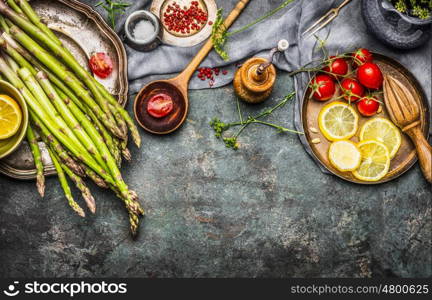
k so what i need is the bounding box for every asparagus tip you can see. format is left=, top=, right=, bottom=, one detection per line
left=85, top=194, right=96, bottom=214
left=122, top=148, right=131, bottom=161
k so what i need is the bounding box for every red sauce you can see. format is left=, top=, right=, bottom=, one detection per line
left=147, top=93, right=174, bottom=118
left=134, top=82, right=186, bottom=134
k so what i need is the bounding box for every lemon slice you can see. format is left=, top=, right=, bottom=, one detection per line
left=329, top=140, right=361, bottom=172
left=359, top=117, right=401, bottom=159
left=0, top=94, right=22, bottom=140
left=318, top=102, right=359, bottom=141
left=353, top=140, right=390, bottom=182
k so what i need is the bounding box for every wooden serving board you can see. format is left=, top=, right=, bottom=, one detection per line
left=301, top=53, right=429, bottom=184
left=0, top=0, right=128, bottom=180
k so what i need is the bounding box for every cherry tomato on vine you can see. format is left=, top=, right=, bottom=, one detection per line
left=89, top=53, right=113, bottom=79
left=357, top=96, right=380, bottom=117
left=309, top=74, right=336, bottom=101
left=357, top=62, right=383, bottom=90
left=147, top=93, right=174, bottom=118
left=323, top=56, right=348, bottom=78
left=341, top=78, right=365, bottom=102
left=352, top=48, right=373, bottom=67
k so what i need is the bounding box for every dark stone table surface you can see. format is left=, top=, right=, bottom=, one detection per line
left=1, top=72, right=431, bottom=278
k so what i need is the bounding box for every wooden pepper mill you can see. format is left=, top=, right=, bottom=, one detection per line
left=234, top=40, right=289, bottom=104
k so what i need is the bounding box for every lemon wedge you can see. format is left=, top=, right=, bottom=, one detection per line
left=318, top=102, right=359, bottom=141
left=353, top=140, right=390, bottom=182
left=0, top=94, right=22, bottom=140
left=359, top=117, right=401, bottom=159
left=329, top=140, right=361, bottom=172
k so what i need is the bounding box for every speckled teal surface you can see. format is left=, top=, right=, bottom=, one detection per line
left=0, top=73, right=431, bottom=278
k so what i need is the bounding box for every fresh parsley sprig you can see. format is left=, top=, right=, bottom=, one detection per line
left=96, top=0, right=131, bottom=29
left=210, top=92, right=303, bottom=150
left=211, top=0, right=296, bottom=61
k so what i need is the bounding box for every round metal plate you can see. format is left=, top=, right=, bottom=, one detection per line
left=150, top=0, right=217, bottom=47
left=302, top=53, right=430, bottom=185
left=0, top=0, right=129, bottom=180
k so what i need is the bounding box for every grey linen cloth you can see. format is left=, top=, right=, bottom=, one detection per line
left=83, top=0, right=431, bottom=174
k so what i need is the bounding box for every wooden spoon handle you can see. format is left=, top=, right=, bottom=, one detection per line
left=406, top=125, right=432, bottom=183
left=176, top=0, right=251, bottom=83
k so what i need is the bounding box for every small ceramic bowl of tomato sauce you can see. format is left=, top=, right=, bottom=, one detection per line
left=133, top=81, right=187, bottom=134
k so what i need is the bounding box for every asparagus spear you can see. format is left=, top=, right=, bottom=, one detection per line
left=110, top=103, right=128, bottom=138
left=0, top=35, right=34, bottom=72
left=120, top=135, right=131, bottom=161
left=1, top=2, right=143, bottom=236
left=6, top=0, right=24, bottom=16
left=29, top=69, right=110, bottom=171
left=55, top=86, right=121, bottom=165
left=26, top=124, right=45, bottom=197
left=32, top=115, right=86, bottom=177
left=17, top=68, right=93, bottom=160
left=48, top=149, right=85, bottom=218
left=1, top=32, right=86, bottom=109
left=1, top=32, right=109, bottom=136
left=5, top=25, right=124, bottom=140
left=81, top=163, right=109, bottom=189
left=0, top=15, right=9, bottom=33
left=0, top=5, right=135, bottom=143
left=96, top=83, right=142, bottom=147
left=2, top=14, right=139, bottom=148
left=0, top=6, right=120, bottom=133
left=47, top=72, right=143, bottom=218
left=0, top=57, right=115, bottom=187
left=17, top=0, right=62, bottom=46
left=54, top=151, right=97, bottom=215
left=35, top=71, right=144, bottom=232
left=48, top=147, right=85, bottom=218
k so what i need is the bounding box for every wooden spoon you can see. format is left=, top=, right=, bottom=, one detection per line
left=383, top=75, right=432, bottom=183
left=134, top=0, right=251, bottom=135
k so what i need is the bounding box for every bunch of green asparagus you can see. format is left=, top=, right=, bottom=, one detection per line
left=0, top=0, right=144, bottom=237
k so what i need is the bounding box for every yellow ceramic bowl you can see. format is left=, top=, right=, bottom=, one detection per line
left=0, top=80, right=29, bottom=159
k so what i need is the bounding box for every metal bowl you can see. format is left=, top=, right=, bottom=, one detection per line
left=362, top=0, right=431, bottom=49
left=0, top=80, right=29, bottom=159
left=124, top=10, right=162, bottom=51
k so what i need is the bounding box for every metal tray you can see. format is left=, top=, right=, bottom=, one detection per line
left=0, top=0, right=128, bottom=180
left=302, top=53, right=429, bottom=184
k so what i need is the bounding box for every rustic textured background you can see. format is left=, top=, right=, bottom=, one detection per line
left=0, top=0, right=431, bottom=278
left=1, top=73, right=431, bottom=278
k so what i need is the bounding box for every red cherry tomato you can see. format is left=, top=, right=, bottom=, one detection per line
left=357, top=62, right=383, bottom=90
left=341, top=78, right=365, bottom=102
left=147, top=93, right=174, bottom=118
left=322, top=56, right=348, bottom=78
left=357, top=96, right=380, bottom=117
left=89, top=53, right=113, bottom=79
left=309, top=74, right=336, bottom=101
left=352, top=48, right=373, bottom=67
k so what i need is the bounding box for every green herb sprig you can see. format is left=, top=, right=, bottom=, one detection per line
left=96, top=0, right=131, bottom=29
left=211, top=0, right=296, bottom=61
left=390, top=0, right=431, bottom=19
left=210, top=92, right=303, bottom=150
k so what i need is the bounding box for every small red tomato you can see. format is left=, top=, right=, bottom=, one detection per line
left=309, top=74, right=336, bottom=101
left=341, top=78, right=365, bottom=102
left=323, top=56, right=348, bottom=78
left=357, top=96, right=380, bottom=117
left=357, top=62, right=383, bottom=90
left=147, top=93, right=174, bottom=118
left=89, top=53, right=113, bottom=79
left=352, top=48, right=373, bottom=67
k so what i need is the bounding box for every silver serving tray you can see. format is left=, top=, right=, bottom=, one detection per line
left=0, top=0, right=128, bottom=180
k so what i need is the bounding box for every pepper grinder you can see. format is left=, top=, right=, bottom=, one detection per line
left=234, top=40, right=289, bottom=104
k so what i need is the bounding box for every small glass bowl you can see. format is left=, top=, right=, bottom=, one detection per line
left=124, top=10, right=162, bottom=51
